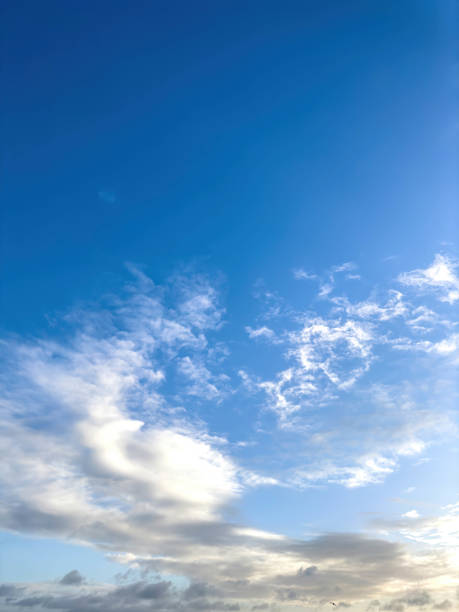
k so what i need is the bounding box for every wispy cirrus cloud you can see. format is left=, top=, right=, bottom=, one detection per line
left=398, top=254, right=459, bottom=304
left=245, top=326, right=276, bottom=341
left=242, top=255, right=458, bottom=489
left=293, top=268, right=317, bottom=281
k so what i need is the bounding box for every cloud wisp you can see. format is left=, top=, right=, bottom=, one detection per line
left=398, top=254, right=459, bottom=304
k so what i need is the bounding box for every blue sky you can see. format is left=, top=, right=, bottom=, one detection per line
left=0, top=2, right=458, bottom=611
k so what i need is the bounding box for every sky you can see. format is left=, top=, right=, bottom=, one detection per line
left=0, top=1, right=458, bottom=611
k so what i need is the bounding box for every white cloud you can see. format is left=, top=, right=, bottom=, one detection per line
left=332, top=262, right=357, bottom=273
left=333, top=290, right=407, bottom=321
left=402, top=510, right=420, bottom=519
left=338, top=455, right=397, bottom=488
left=253, top=316, right=375, bottom=421
left=398, top=255, right=459, bottom=303
left=318, top=281, right=334, bottom=297
left=400, top=502, right=459, bottom=550
left=245, top=326, right=276, bottom=340
left=257, top=367, right=308, bottom=421
left=392, top=333, right=459, bottom=358
left=293, top=268, right=316, bottom=281
left=178, top=356, right=229, bottom=400
left=293, top=454, right=397, bottom=489
left=373, top=502, right=459, bottom=574
left=290, top=317, right=373, bottom=385
left=0, top=272, right=245, bottom=541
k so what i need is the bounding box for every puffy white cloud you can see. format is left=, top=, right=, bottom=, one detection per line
left=402, top=511, right=420, bottom=519
left=0, top=271, right=247, bottom=552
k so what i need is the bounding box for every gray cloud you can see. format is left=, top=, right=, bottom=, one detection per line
left=59, top=571, right=84, bottom=586
left=0, top=585, right=24, bottom=598
left=184, top=582, right=219, bottom=600
left=433, top=601, right=452, bottom=610
left=382, top=590, right=432, bottom=612
left=297, top=566, right=318, bottom=577
left=113, top=580, right=172, bottom=601
left=1, top=580, right=241, bottom=612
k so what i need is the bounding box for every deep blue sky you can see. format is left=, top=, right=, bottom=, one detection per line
left=1, top=0, right=455, bottom=334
